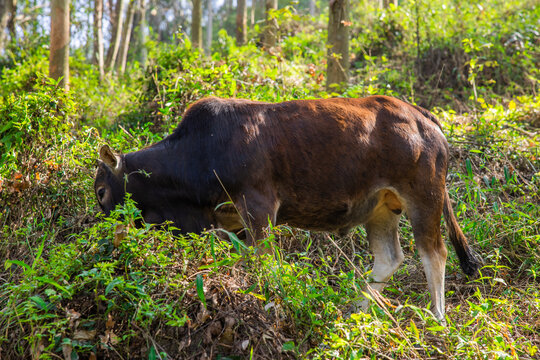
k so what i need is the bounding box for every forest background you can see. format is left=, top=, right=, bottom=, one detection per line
left=0, top=0, right=539, bottom=359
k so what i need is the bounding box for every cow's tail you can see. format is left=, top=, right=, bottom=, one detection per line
left=443, top=188, right=483, bottom=276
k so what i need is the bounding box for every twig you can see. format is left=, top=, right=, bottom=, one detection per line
left=118, top=124, right=135, bottom=140
left=504, top=124, right=538, bottom=137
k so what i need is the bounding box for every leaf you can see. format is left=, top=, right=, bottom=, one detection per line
left=225, top=230, right=247, bottom=252
left=230, top=79, right=237, bottom=96
left=427, top=325, right=445, bottom=332
left=113, top=224, right=127, bottom=247
left=36, top=276, right=71, bottom=296
left=73, top=330, right=97, bottom=341
left=99, top=330, right=120, bottom=346
left=465, top=158, right=473, bottom=178
left=214, top=201, right=233, bottom=211
left=106, top=314, right=115, bottom=330
left=29, top=296, right=50, bottom=311
left=409, top=319, right=420, bottom=340
left=241, top=339, right=250, bottom=350
left=4, top=259, right=31, bottom=272
left=196, top=274, right=207, bottom=308
left=282, top=341, right=296, bottom=352
left=209, top=234, right=216, bottom=266
left=250, top=292, right=266, bottom=301
left=238, top=283, right=257, bottom=295
left=148, top=346, right=157, bottom=360
left=105, top=278, right=124, bottom=295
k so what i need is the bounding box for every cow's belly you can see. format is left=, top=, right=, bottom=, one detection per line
left=276, top=192, right=381, bottom=234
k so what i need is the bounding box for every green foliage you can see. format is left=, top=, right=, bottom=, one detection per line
left=1, top=0, right=539, bottom=358
left=348, top=0, right=540, bottom=107
left=0, top=43, right=49, bottom=96
left=1, top=197, right=226, bottom=358
left=0, top=76, right=75, bottom=176
left=142, top=31, right=327, bottom=131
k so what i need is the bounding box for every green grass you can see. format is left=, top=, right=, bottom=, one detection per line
left=1, top=0, right=539, bottom=357
left=1, top=94, right=538, bottom=358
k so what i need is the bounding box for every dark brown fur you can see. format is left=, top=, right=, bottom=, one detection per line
left=94, top=95, right=482, bottom=320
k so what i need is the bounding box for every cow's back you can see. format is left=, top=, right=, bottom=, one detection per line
left=169, top=96, right=447, bottom=231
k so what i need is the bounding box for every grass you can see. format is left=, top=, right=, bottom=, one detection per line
left=0, top=0, right=539, bottom=356
left=0, top=94, right=538, bottom=359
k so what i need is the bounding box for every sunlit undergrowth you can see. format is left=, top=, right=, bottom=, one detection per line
left=1, top=89, right=539, bottom=358
left=1, top=4, right=539, bottom=356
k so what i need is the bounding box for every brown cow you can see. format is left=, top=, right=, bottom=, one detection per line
left=94, top=95, right=481, bottom=321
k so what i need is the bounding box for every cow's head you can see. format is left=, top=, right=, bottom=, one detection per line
left=94, top=145, right=125, bottom=216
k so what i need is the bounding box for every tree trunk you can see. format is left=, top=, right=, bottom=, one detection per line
left=107, top=0, right=114, bottom=21
left=309, top=0, right=315, bottom=16
left=94, top=0, right=105, bottom=81
left=105, top=0, right=125, bottom=70
left=0, top=0, right=12, bottom=53
left=326, top=0, right=350, bottom=91
left=262, top=0, right=277, bottom=49
left=250, top=0, right=255, bottom=26
left=0, top=0, right=16, bottom=53
left=117, top=0, right=136, bottom=74
left=191, top=0, right=202, bottom=48
left=236, top=0, right=246, bottom=45
left=49, top=0, right=70, bottom=89
left=137, top=0, right=147, bottom=66
left=7, top=0, right=15, bottom=40
left=206, top=0, right=212, bottom=53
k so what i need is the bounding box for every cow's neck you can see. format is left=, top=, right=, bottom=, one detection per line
left=124, top=141, right=178, bottom=182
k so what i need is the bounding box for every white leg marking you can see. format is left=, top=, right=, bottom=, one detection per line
left=419, top=248, right=447, bottom=322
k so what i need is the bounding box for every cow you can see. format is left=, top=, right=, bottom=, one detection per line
left=94, top=95, right=482, bottom=321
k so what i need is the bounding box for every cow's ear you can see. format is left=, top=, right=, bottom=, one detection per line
left=99, top=145, right=121, bottom=170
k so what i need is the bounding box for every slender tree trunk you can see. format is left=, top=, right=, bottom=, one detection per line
left=250, top=0, right=255, bottom=26
left=0, top=0, right=14, bottom=53
left=262, top=0, right=277, bottom=49
left=7, top=0, right=15, bottom=41
left=94, top=0, right=105, bottom=81
left=206, top=0, right=212, bottom=53
left=86, top=5, right=92, bottom=60
left=49, top=0, right=70, bottom=89
left=309, top=0, right=315, bottom=16
left=236, top=0, right=246, bottom=45
left=117, top=0, right=135, bottom=73
left=326, top=0, right=350, bottom=90
left=105, top=0, right=125, bottom=70
left=138, top=0, right=147, bottom=66
left=191, top=0, right=202, bottom=48
left=107, top=0, right=114, bottom=24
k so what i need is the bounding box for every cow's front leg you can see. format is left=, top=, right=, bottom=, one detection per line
left=235, top=188, right=280, bottom=252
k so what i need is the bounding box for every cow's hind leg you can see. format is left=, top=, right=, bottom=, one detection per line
left=354, top=204, right=404, bottom=312
left=408, top=196, right=448, bottom=322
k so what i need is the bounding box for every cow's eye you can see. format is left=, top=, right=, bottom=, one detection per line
left=97, top=187, right=106, bottom=201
